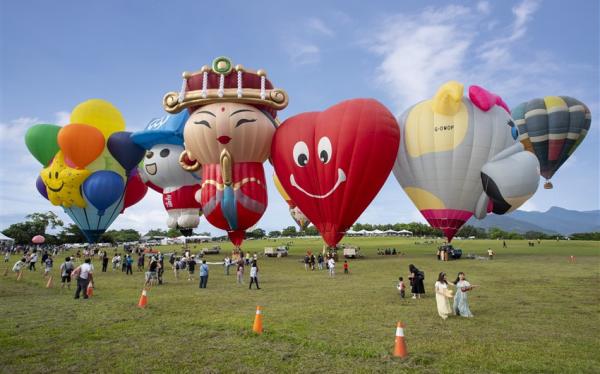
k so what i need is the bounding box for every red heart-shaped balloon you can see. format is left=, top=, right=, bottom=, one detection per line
left=271, top=99, right=400, bottom=246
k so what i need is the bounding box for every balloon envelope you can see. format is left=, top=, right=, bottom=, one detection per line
left=32, top=235, right=45, bottom=244
left=70, top=99, right=125, bottom=139
left=82, top=171, right=125, bottom=215
left=393, top=81, right=538, bottom=241
left=36, top=175, right=48, bottom=200
left=58, top=124, right=105, bottom=169
left=25, top=124, right=61, bottom=166
left=122, top=169, right=148, bottom=212
left=271, top=99, right=400, bottom=247
left=107, top=131, right=146, bottom=172
left=512, top=96, right=591, bottom=187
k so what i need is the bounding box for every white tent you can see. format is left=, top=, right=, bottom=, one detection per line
left=371, top=229, right=384, bottom=235
left=0, top=233, right=15, bottom=244
left=398, top=229, right=413, bottom=236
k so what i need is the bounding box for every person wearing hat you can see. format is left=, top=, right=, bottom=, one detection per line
left=131, top=111, right=202, bottom=236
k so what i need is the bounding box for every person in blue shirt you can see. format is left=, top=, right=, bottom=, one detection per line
left=199, top=260, right=209, bottom=288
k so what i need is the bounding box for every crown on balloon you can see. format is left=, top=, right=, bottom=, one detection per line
left=163, top=56, right=289, bottom=116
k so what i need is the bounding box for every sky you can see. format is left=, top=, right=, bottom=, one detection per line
left=1, top=0, right=598, bottom=236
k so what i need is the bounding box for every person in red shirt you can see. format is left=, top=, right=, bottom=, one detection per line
left=343, top=260, right=349, bottom=274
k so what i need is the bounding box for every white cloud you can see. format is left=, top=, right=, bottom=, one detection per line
left=306, top=17, right=334, bottom=37
left=477, top=1, right=491, bottom=14
left=284, top=41, right=321, bottom=66
left=365, top=0, right=566, bottom=113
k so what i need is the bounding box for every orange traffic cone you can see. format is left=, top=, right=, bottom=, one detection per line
left=138, top=288, right=148, bottom=308
left=46, top=275, right=53, bottom=288
left=16, top=271, right=23, bottom=281
left=393, top=321, right=408, bottom=358
left=86, top=282, right=94, bottom=297
left=252, top=306, right=263, bottom=334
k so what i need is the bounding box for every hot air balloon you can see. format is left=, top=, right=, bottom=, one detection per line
left=272, top=173, right=311, bottom=231
left=271, top=99, right=400, bottom=247
left=27, top=99, right=147, bottom=243
left=131, top=111, right=202, bottom=236
left=393, top=81, right=540, bottom=242
left=163, top=56, right=289, bottom=248
left=512, top=96, right=591, bottom=189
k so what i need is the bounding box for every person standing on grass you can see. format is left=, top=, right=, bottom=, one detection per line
left=169, top=252, right=176, bottom=269
left=137, top=254, right=144, bottom=272
left=487, top=248, right=495, bottom=260
left=4, top=251, right=9, bottom=263
left=304, top=254, right=309, bottom=271
left=223, top=256, right=231, bottom=276
left=125, top=255, right=133, bottom=275
left=29, top=252, right=37, bottom=271
left=101, top=252, right=108, bottom=272
left=327, top=256, right=335, bottom=278
left=188, top=256, right=196, bottom=281
left=435, top=272, right=453, bottom=320
left=112, top=254, right=119, bottom=271
left=236, top=261, right=244, bottom=284
left=408, top=264, right=425, bottom=299
left=317, top=253, right=323, bottom=270
left=453, top=272, right=476, bottom=317
left=43, top=255, right=53, bottom=278
left=73, top=258, right=93, bottom=299
left=60, top=257, right=74, bottom=289
left=397, top=277, right=406, bottom=298
left=343, top=260, right=349, bottom=274
left=144, top=257, right=159, bottom=288
left=249, top=261, right=260, bottom=289
left=199, top=260, right=209, bottom=288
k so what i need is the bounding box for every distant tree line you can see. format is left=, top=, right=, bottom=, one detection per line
left=3, top=211, right=599, bottom=244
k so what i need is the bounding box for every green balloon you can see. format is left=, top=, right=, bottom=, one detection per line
left=25, top=124, right=61, bottom=166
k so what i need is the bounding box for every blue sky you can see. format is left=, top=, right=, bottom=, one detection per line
left=1, top=0, right=598, bottom=235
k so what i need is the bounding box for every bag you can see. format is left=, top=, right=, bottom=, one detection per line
left=65, top=262, right=73, bottom=275
left=418, top=271, right=425, bottom=281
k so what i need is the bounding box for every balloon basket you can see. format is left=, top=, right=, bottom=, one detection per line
left=544, top=181, right=553, bottom=189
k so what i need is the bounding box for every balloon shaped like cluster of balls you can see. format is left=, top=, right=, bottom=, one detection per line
left=26, top=99, right=148, bottom=243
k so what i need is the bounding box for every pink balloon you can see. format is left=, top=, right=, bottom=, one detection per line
left=32, top=235, right=45, bottom=244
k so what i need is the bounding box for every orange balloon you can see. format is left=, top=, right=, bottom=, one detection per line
left=57, top=124, right=105, bottom=168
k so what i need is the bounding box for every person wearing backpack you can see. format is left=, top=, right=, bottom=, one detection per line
left=60, top=257, right=74, bottom=289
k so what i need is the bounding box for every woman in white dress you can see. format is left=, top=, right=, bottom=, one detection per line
left=434, top=272, right=453, bottom=319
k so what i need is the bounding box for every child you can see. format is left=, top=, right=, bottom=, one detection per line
left=343, top=260, right=349, bottom=274
left=12, top=258, right=27, bottom=277
left=44, top=255, right=53, bottom=278
left=236, top=261, right=244, bottom=284
left=397, top=277, right=406, bottom=298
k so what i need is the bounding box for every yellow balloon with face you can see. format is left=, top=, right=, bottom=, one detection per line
left=183, top=102, right=277, bottom=165
left=40, top=151, right=91, bottom=208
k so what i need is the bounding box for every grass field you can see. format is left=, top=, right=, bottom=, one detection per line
left=1, top=238, right=599, bottom=373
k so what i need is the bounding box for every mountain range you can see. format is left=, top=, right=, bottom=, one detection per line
left=467, top=207, right=600, bottom=235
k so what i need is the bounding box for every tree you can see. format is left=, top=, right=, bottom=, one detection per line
left=268, top=230, right=281, bottom=238
left=144, top=229, right=167, bottom=237
left=3, top=221, right=45, bottom=244
left=303, top=226, right=319, bottom=236
left=57, top=224, right=87, bottom=244
left=167, top=228, right=181, bottom=238
left=247, top=228, right=266, bottom=239
left=281, top=226, right=297, bottom=237
left=26, top=211, right=63, bottom=233
left=102, top=229, right=141, bottom=243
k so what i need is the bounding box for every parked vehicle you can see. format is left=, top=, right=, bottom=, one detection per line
left=264, top=246, right=288, bottom=257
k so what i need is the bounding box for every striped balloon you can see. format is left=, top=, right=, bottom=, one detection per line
left=512, top=97, right=591, bottom=189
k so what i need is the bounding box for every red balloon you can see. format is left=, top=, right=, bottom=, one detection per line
left=121, top=170, right=148, bottom=212
left=271, top=99, right=400, bottom=247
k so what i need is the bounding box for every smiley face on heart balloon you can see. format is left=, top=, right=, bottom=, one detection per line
left=271, top=99, right=400, bottom=247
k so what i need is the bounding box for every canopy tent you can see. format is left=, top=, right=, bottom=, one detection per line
left=398, top=229, right=413, bottom=236
left=0, top=233, right=15, bottom=244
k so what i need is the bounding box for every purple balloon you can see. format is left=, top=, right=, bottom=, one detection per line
left=36, top=175, right=48, bottom=200
left=107, top=131, right=146, bottom=172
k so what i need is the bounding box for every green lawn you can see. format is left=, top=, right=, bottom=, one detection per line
left=1, top=238, right=599, bottom=373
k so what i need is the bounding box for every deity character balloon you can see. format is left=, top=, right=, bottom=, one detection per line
left=271, top=99, right=400, bottom=247
left=131, top=111, right=202, bottom=234
left=163, top=56, right=289, bottom=247
left=393, top=81, right=540, bottom=242
left=512, top=96, right=591, bottom=189
left=27, top=100, right=147, bottom=243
